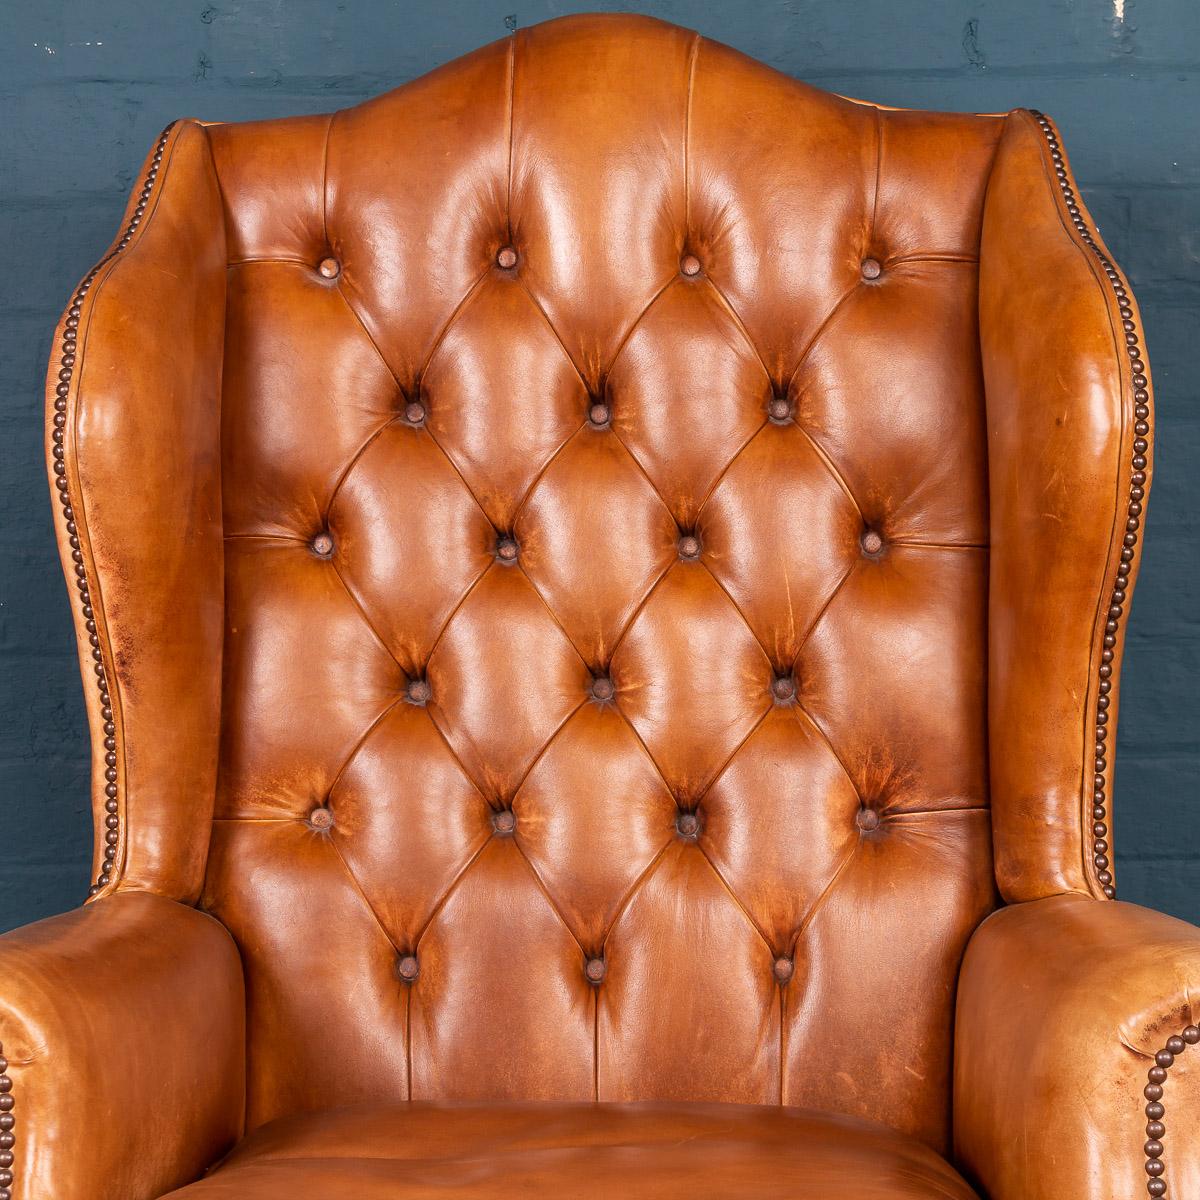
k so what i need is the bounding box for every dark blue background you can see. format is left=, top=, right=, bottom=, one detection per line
left=1, top=2, right=1196, bottom=931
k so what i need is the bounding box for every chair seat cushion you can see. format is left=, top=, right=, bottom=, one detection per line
left=162, top=1101, right=979, bottom=1199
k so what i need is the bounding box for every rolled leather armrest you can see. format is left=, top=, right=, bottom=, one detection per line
left=954, top=893, right=1199, bottom=1200
left=0, top=892, right=245, bottom=1200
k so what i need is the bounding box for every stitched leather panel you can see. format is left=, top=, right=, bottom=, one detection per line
left=201, top=14, right=1001, bottom=1151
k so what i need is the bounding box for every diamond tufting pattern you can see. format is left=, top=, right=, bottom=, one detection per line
left=200, top=15, right=1002, bottom=1153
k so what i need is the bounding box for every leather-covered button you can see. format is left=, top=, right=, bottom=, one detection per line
left=492, top=809, right=516, bottom=835
left=772, top=675, right=796, bottom=702
left=768, top=395, right=791, bottom=422
left=318, top=257, right=340, bottom=279
left=680, top=253, right=702, bottom=277
left=585, top=957, right=606, bottom=984
left=406, top=679, right=431, bottom=706
left=311, top=532, right=334, bottom=557
left=857, top=807, right=881, bottom=831
left=309, top=806, right=334, bottom=830
left=397, top=955, right=420, bottom=983
left=496, top=535, right=519, bottom=563
left=773, top=956, right=794, bottom=984
left=861, top=529, right=884, bottom=556
left=589, top=401, right=611, bottom=427
left=496, top=245, right=518, bottom=269
left=405, top=400, right=426, bottom=425
left=861, top=258, right=882, bottom=280
left=676, top=811, right=700, bottom=838
left=591, top=676, right=615, bottom=701
left=678, top=534, right=701, bottom=560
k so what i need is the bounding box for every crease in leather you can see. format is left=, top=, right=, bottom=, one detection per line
left=20, top=14, right=1180, bottom=1200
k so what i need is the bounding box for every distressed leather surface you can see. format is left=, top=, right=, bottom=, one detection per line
left=0, top=894, right=244, bottom=1200
left=955, top=895, right=1200, bottom=1200
left=9, top=12, right=1182, bottom=1200
left=982, top=110, right=1154, bottom=903
left=202, top=14, right=1000, bottom=1147
left=163, top=1102, right=978, bottom=1199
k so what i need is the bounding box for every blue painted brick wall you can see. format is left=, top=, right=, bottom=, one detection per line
left=1, top=1, right=1196, bottom=930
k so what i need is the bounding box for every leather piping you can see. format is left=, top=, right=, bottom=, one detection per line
left=49, top=122, right=176, bottom=897
left=1026, top=109, right=1151, bottom=903
left=1140, top=1021, right=1200, bottom=1198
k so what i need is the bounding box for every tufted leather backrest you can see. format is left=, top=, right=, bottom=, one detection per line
left=46, top=2, right=1154, bottom=1164
left=191, top=15, right=1011, bottom=1150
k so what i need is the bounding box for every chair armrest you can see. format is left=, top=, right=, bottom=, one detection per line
left=954, top=893, right=1199, bottom=1200
left=0, top=892, right=245, bottom=1200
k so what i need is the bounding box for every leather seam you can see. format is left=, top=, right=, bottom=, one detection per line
left=505, top=31, right=516, bottom=243
left=416, top=266, right=493, bottom=385
left=508, top=425, right=588, bottom=537
left=226, top=256, right=315, bottom=268
left=510, top=565, right=592, bottom=677
left=702, top=275, right=775, bottom=389
left=510, top=565, right=597, bottom=672
left=421, top=562, right=493, bottom=674
left=324, top=693, right=407, bottom=802
left=787, top=423, right=865, bottom=524
left=509, top=837, right=588, bottom=961
left=602, top=271, right=679, bottom=385
left=696, top=561, right=774, bottom=679
left=869, top=104, right=883, bottom=247
left=790, top=839, right=860, bottom=963
left=321, top=413, right=402, bottom=527
left=325, top=834, right=402, bottom=958
left=593, top=689, right=678, bottom=812
left=608, top=424, right=691, bottom=530
left=888, top=252, right=979, bottom=266
left=792, top=698, right=865, bottom=810
left=694, top=820, right=776, bottom=956
left=515, top=277, right=592, bottom=394
left=412, top=834, right=494, bottom=949
left=320, top=110, right=335, bottom=252
left=598, top=841, right=674, bottom=958
left=328, top=558, right=408, bottom=673
left=691, top=415, right=772, bottom=525
left=781, top=281, right=859, bottom=399
left=495, top=690, right=588, bottom=804
left=602, top=558, right=675, bottom=667
left=789, top=557, right=857, bottom=671
left=683, top=33, right=700, bottom=240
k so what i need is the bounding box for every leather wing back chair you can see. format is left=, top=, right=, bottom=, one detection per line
left=2, top=14, right=1196, bottom=1200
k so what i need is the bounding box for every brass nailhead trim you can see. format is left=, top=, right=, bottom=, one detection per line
left=52, top=123, right=175, bottom=898
left=1142, top=1023, right=1200, bottom=1197
left=1030, top=110, right=1150, bottom=903
left=0, top=1040, right=13, bottom=1200
left=1040, top=100, right=1185, bottom=1200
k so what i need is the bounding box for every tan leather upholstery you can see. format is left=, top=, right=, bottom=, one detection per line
left=203, top=15, right=1000, bottom=1148
left=1, top=12, right=1194, bottom=1200
left=981, top=111, right=1153, bottom=904
left=956, top=895, right=1200, bottom=1200
left=162, top=1103, right=977, bottom=1199
left=0, top=894, right=244, bottom=1200
left=44, top=119, right=226, bottom=903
